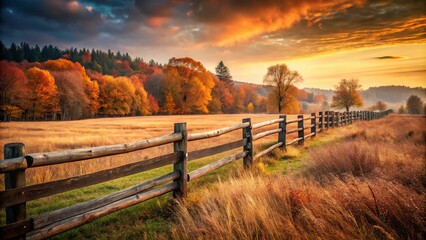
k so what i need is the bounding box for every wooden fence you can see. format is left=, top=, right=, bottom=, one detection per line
left=0, top=110, right=391, bottom=239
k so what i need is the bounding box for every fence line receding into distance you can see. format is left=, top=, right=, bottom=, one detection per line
left=0, top=110, right=391, bottom=240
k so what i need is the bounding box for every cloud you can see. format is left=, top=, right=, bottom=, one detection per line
left=186, top=0, right=366, bottom=46
left=0, top=0, right=104, bottom=45
left=1, top=0, right=425, bottom=73
left=375, top=56, right=404, bottom=60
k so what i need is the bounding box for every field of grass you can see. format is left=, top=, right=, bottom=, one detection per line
left=0, top=113, right=306, bottom=238
left=2, top=114, right=423, bottom=239
left=0, top=114, right=302, bottom=185
left=171, top=115, right=426, bottom=240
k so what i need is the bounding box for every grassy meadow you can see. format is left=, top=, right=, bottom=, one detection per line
left=171, top=115, right=426, bottom=240
left=0, top=113, right=303, bottom=238
left=0, top=114, right=304, bottom=185
left=0, top=114, right=424, bottom=239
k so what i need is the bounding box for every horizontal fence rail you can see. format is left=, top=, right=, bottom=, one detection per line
left=0, top=110, right=391, bottom=240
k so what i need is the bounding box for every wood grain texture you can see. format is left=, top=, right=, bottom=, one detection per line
left=0, top=153, right=180, bottom=208
left=188, top=122, right=249, bottom=141
left=26, top=133, right=182, bottom=167
left=188, top=151, right=247, bottom=181
left=188, top=139, right=246, bottom=161
left=26, top=183, right=178, bottom=240
left=33, top=171, right=180, bottom=230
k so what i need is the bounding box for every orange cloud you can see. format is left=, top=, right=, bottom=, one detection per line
left=190, top=0, right=365, bottom=46
left=146, top=16, right=170, bottom=28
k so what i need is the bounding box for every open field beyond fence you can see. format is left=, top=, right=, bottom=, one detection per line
left=0, top=111, right=389, bottom=239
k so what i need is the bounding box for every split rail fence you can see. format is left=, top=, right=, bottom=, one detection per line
left=0, top=110, right=390, bottom=239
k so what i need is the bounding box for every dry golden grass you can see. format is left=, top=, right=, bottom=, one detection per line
left=0, top=114, right=302, bottom=187
left=168, top=115, right=426, bottom=240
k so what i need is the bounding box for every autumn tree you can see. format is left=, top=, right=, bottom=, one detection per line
left=266, top=87, right=300, bottom=114
left=26, top=67, right=60, bottom=120
left=247, top=102, right=254, bottom=113
left=215, top=61, right=233, bottom=87
left=263, top=64, right=303, bottom=113
left=163, top=93, right=176, bottom=115
left=129, top=75, right=150, bottom=115
left=44, top=59, right=99, bottom=118
left=51, top=71, right=90, bottom=120
left=163, top=57, right=215, bottom=114
left=331, top=78, right=363, bottom=112
left=0, top=61, right=30, bottom=120
left=406, top=95, right=423, bottom=114
left=398, top=105, right=405, bottom=114
left=369, top=101, right=387, bottom=111
left=148, top=95, right=160, bottom=114
left=98, top=76, right=135, bottom=116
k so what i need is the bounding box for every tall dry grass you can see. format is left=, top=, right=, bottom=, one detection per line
left=169, top=115, right=426, bottom=239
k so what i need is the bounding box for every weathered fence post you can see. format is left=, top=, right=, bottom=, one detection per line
left=319, top=111, right=324, bottom=132
left=311, top=113, right=316, bottom=137
left=344, top=112, right=347, bottom=124
left=5, top=143, right=27, bottom=225
left=324, top=111, right=329, bottom=129
left=336, top=112, right=340, bottom=127
left=278, top=115, right=286, bottom=149
left=173, top=123, right=188, bottom=199
left=329, top=111, right=334, bottom=128
left=242, top=118, right=253, bottom=169
left=298, top=115, right=304, bottom=145
left=335, top=111, right=338, bottom=127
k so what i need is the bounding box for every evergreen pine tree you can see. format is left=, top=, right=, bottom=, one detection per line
left=215, top=61, right=233, bottom=87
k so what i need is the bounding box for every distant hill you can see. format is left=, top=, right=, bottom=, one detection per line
left=235, top=82, right=425, bottom=110
left=304, top=86, right=426, bottom=109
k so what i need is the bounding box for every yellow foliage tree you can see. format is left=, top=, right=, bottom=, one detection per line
left=247, top=102, right=254, bottom=113
left=98, top=76, right=135, bottom=116
left=263, top=64, right=303, bottom=113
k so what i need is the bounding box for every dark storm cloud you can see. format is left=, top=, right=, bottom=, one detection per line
left=0, top=0, right=105, bottom=45
left=4, top=0, right=103, bottom=29
left=0, top=0, right=425, bottom=61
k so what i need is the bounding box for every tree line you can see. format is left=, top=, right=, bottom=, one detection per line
left=1, top=42, right=364, bottom=121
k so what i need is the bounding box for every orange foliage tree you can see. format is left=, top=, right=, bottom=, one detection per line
left=331, top=78, right=364, bottom=111
left=0, top=61, right=30, bottom=120
left=26, top=67, right=60, bottom=120
left=208, top=78, right=234, bottom=113
left=43, top=59, right=100, bottom=119
left=163, top=57, right=215, bottom=114
left=163, top=93, right=176, bottom=115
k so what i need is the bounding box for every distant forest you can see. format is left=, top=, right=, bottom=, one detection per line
left=0, top=41, right=328, bottom=121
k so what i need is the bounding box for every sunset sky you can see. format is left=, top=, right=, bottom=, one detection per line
left=1, top=0, right=425, bottom=89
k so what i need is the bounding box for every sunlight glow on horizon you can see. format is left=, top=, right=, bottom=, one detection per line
left=230, top=43, right=426, bottom=89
